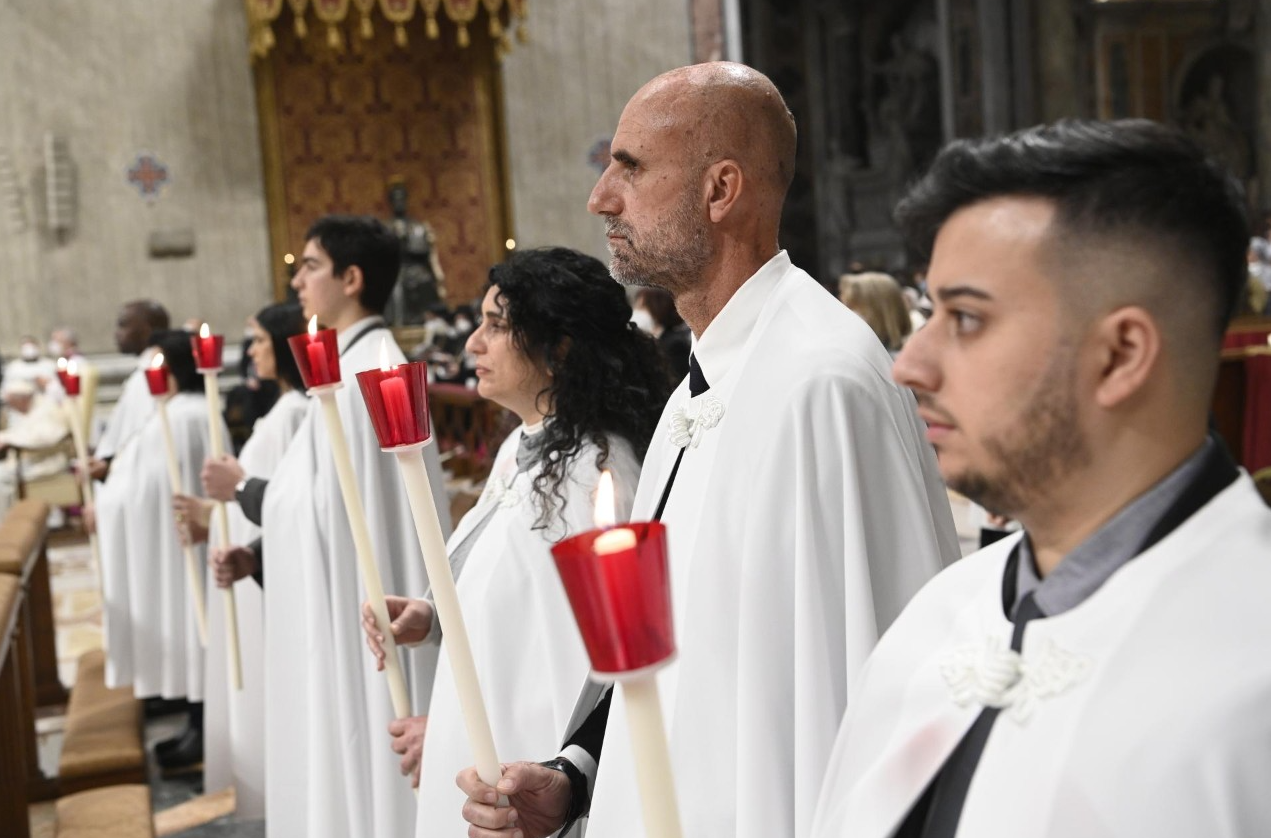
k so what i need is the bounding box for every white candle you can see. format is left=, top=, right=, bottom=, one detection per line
left=157, top=400, right=208, bottom=647
left=316, top=391, right=413, bottom=720
left=62, top=394, right=104, bottom=595
left=395, top=448, right=503, bottom=790
left=623, top=676, right=684, bottom=838
left=203, top=370, right=243, bottom=690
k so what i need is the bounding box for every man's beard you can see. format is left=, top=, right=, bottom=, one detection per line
left=606, top=192, right=711, bottom=294
left=945, top=351, right=1091, bottom=518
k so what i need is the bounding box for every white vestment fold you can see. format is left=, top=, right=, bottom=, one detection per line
left=204, top=389, right=308, bottom=821
left=262, top=324, right=451, bottom=838
left=584, top=253, right=959, bottom=838
left=122, top=393, right=226, bottom=701
left=811, top=475, right=1271, bottom=838
left=95, top=351, right=158, bottom=461
left=414, top=428, right=642, bottom=837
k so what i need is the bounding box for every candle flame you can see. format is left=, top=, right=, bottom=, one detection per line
left=308, top=314, right=319, bottom=336
left=593, top=470, right=617, bottom=529
left=66, top=359, right=78, bottom=377
left=379, top=336, right=393, bottom=373
left=199, top=322, right=211, bottom=339
left=152, top=352, right=165, bottom=369
left=57, top=357, right=68, bottom=372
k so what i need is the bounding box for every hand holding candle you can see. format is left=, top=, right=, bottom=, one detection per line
left=550, top=472, right=683, bottom=838
left=290, top=330, right=416, bottom=727
left=191, top=326, right=242, bottom=688
left=60, top=358, right=103, bottom=593
left=356, top=344, right=504, bottom=793
left=150, top=353, right=209, bottom=647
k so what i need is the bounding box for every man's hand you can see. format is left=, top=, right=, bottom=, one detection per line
left=361, top=596, right=432, bottom=671
left=201, top=455, right=246, bottom=502
left=211, top=545, right=258, bottom=588
left=86, top=457, right=109, bottom=481
left=172, top=494, right=212, bottom=546
left=388, top=715, right=427, bottom=788
left=82, top=502, right=96, bottom=535
left=457, top=761, right=571, bottom=838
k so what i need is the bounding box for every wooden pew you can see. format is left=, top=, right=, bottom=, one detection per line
left=0, top=574, right=31, bottom=838
left=0, top=499, right=68, bottom=707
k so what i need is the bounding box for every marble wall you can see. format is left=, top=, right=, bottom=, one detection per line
left=497, top=0, right=694, bottom=261
left=0, top=0, right=270, bottom=354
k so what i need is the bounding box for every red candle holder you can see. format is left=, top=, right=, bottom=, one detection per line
left=551, top=522, right=676, bottom=681
left=356, top=362, right=432, bottom=450
left=57, top=367, right=81, bottom=397
left=191, top=332, right=225, bottom=372
left=288, top=328, right=341, bottom=390
left=145, top=365, right=171, bottom=397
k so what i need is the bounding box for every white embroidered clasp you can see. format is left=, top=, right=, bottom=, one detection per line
left=940, top=635, right=1089, bottom=723
left=486, top=475, right=521, bottom=509
left=668, top=397, right=725, bottom=449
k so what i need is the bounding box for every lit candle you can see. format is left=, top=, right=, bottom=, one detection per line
left=306, top=315, right=334, bottom=385
left=145, top=353, right=170, bottom=396
left=378, top=339, right=414, bottom=444
left=593, top=471, right=637, bottom=554
left=194, top=323, right=224, bottom=370
left=59, top=357, right=81, bottom=396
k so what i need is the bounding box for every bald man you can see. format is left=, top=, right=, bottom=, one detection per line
left=811, top=121, right=1271, bottom=838
left=455, top=62, right=958, bottom=838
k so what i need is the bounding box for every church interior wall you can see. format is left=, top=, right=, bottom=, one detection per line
left=0, top=0, right=271, bottom=354
left=497, top=0, right=693, bottom=264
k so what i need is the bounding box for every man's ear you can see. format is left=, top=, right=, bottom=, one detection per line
left=340, top=264, right=365, bottom=302
left=1091, top=305, right=1161, bottom=409
left=705, top=159, right=743, bottom=223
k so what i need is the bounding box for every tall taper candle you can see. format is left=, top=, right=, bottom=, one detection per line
left=156, top=399, right=209, bottom=646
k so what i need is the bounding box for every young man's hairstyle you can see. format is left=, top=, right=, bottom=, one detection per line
left=305, top=215, right=402, bottom=315
left=896, top=119, right=1250, bottom=341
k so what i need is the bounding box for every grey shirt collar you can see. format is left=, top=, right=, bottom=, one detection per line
left=1013, top=437, right=1215, bottom=619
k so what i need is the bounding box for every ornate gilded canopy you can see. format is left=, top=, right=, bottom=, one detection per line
left=243, top=0, right=529, bottom=56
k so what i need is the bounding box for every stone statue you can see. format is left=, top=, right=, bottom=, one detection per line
left=869, top=34, right=940, bottom=177
left=385, top=178, right=446, bottom=325
left=1181, top=75, right=1251, bottom=179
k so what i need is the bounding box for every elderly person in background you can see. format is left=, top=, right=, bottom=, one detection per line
left=839, top=271, right=914, bottom=357
left=0, top=378, right=71, bottom=516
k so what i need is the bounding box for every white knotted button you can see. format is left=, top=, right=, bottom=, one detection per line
left=941, top=635, right=1090, bottom=723
left=668, top=397, right=725, bottom=449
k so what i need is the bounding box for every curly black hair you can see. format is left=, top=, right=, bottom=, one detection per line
left=487, top=247, right=672, bottom=528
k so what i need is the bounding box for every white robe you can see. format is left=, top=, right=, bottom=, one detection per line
left=204, top=389, right=308, bottom=821
left=415, top=427, right=642, bottom=836
left=95, top=350, right=158, bottom=461
left=810, top=475, right=1271, bottom=838
left=122, top=393, right=226, bottom=701
left=96, top=433, right=140, bottom=687
left=585, top=252, right=960, bottom=838
left=262, top=321, right=451, bottom=838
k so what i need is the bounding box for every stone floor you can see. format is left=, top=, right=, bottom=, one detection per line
left=30, top=532, right=264, bottom=837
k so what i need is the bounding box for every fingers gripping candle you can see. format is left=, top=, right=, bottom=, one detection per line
left=192, top=325, right=243, bottom=689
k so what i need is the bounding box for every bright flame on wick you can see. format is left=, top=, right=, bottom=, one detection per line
left=199, top=322, right=211, bottom=339
left=308, top=314, right=319, bottom=337
left=379, top=336, right=393, bottom=373
left=593, top=470, right=617, bottom=530
left=66, top=359, right=78, bottom=377
left=57, top=357, right=67, bottom=372
left=152, top=352, right=165, bottom=369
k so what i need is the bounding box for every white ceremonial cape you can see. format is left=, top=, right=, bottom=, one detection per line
left=262, top=320, right=451, bottom=838
left=810, top=475, right=1271, bottom=838
left=204, top=389, right=308, bottom=821
left=95, top=349, right=158, bottom=460
left=123, top=393, right=226, bottom=701
left=585, top=252, right=960, bottom=838
left=415, top=427, right=642, bottom=837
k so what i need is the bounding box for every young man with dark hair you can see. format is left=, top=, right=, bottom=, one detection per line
left=811, top=120, right=1271, bottom=837
left=211, top=215, right=451, bottom=837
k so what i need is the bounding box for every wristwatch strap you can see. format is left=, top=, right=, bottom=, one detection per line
left=539, top=756, right=589, bottom=836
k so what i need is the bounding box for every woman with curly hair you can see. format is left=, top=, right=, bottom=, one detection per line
left=362, top=247, right=670, bottom=831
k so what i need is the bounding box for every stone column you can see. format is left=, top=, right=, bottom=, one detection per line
left=1258, top=0, right=1271, bottom=209
left=693, top=0, right=726, bottom=62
